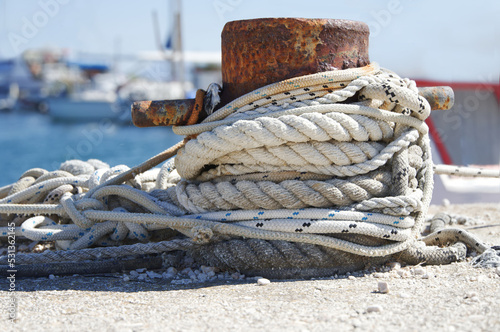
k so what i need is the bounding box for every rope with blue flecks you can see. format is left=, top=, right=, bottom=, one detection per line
left=0, top=63, right=498, bottom=269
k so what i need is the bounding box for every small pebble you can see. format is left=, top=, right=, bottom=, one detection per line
left=398, top=292, right=410, bottom=299
left=48, top=274, right=56, bottom=280
left=123, top=275, right=130, bottom=282
left=378, top=281, right=389, bottom=294
left=373, top=272, right=384, bottom=278
left=146, top=271, right=163, bottom=279
left=397, top=270, right=409, bottom=277
left=413, top=267, right=426, bottom=275
left=442, top=198, right=450, bottom=207
left=257, top=278, right=271, bottom=286
left=366, top=305, right=382, bottom=313
left=388, top=262, right=401, bottom=270
left=129, top=271, right=139, bottom=277
left=348, top=276, right=356, bottom=280
left=200, top=265, right=218, bottom=274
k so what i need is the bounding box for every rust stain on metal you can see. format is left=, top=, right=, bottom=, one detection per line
left=132, top=99, right=196, bottom=127
left=186, top=89, right=206, bottom=126
left=220, top=18, right=370, bottom=106
left=131, top=89, right=207, bottom=128
left=418, top=86, right=454, bottom=111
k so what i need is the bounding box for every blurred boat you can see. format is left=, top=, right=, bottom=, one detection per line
left=2, top=1, right=219, bottom=121
left=48, top=72, right=193, bottom=123
left=47, top=72, right=121, bottom=122
left=48, top=91, right=117, bottom=122
left=0, top=49, right=85, bottom=113
left=0, top=83, right=19, bottom=111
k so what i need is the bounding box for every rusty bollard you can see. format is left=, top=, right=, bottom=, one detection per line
left=131, top=18, right=454, bottom=128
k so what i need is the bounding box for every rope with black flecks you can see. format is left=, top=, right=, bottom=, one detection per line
left=0, top=63, right=498, bottom=277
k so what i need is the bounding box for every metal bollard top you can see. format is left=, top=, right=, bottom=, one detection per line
left=219, top=18, right=370, bottom=106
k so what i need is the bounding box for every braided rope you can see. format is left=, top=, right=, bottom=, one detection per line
left=201, top=63, right=381, bottom=122
left=174, top=171, right=392, bottom=213
left=5, top=239, right=195, bottom=265
left=0, top=63, right=497, bottom=275
left=190, top=129, right=418, bottom=180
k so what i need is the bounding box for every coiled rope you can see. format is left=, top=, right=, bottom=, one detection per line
left=1, top=63, right=498, bottom=277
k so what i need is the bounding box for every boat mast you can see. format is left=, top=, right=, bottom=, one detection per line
left=171, top=0, right=185, bottom=96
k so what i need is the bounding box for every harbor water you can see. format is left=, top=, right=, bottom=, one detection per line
left=0, top=112, right=182, bottom=187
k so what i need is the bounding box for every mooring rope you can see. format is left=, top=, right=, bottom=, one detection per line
left=0, top=63, right=498, bottom=274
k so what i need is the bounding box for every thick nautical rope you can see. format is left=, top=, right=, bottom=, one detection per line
left=0, top=63, right=497, bottom=268
left=169, top=62, right=433, bottom=257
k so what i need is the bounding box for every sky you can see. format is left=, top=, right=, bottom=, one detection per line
left=0, top=0, right=499, bottom=83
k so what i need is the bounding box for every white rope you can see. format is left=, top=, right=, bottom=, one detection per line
left=1, top=63, right=496, bottom=265
left=0, top=177, right=88, bottom=204
left=187, top=129, right=418, bottom=180
left=174, top=171, right=392, bottom=213
left=201, top=62, right=381, bottom=122
left=434, top=164, right=500, bottom=178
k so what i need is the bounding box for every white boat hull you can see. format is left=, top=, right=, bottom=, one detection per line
left=48, top=98, right=120, bottom=121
